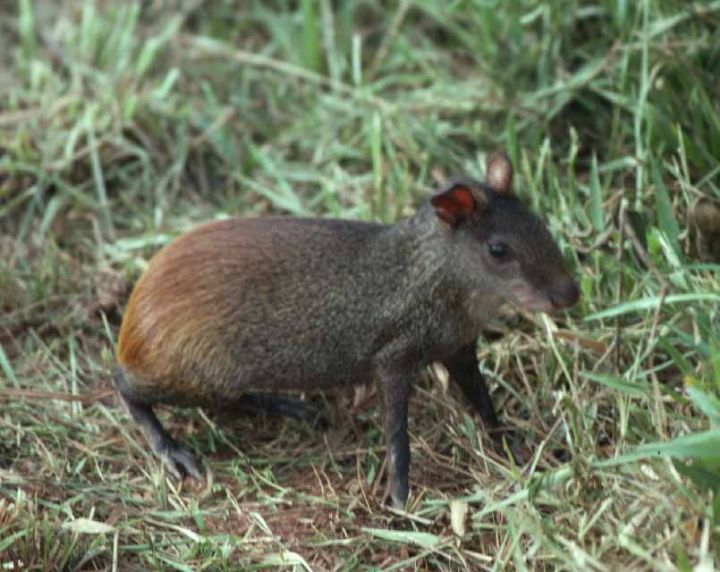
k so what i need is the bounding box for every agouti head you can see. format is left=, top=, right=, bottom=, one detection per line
left=427, top=152, right=579, bottom=315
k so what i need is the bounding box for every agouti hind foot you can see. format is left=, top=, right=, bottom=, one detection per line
left=126, top=397, right=203, bottom=479
left=115, top=385, right=203, bottom=480
left=159, top=440, right=203, bottom=480
left=226, top=393, right=329, bottom=429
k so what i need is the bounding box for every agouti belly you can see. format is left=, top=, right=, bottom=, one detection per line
left=117, top=216, right=396, bottom=405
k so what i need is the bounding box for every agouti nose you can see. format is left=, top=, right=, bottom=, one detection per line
left=549, top=280, right=580, bottom=309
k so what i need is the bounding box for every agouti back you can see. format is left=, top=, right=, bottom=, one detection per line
left=113, top=153, right=579, bottom=508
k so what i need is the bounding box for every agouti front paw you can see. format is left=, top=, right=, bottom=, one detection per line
left=160, top=443, right=203, bottom=480
left=489, top=427, right=524, bottom=465
left=390, top=485, right=409, bottom=510
left=383, top=476, right=409, bottom=510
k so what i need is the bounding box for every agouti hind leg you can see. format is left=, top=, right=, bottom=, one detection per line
left=113, top=369, right=202, bottom=479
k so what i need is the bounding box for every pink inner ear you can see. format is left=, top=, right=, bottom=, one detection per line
left=451, top=186, right=475, bottom=212
left=431, top=185, right=476, bottom=226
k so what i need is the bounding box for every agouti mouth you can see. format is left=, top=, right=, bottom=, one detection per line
left=509, top=281, right=579, bottom=314
left=518, top=297, right=556, bottom=314
left=508, top=284, right=555, bottom=314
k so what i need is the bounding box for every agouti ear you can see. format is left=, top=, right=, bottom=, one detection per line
left=485, top=151, right=513, bottom=194
left=431, top=183, right=481, bottom=227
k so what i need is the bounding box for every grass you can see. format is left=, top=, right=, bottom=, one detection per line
left=1, top=0, right=719, bottom=569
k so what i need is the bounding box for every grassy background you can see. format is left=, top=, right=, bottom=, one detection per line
left=1, top=0, right=719, bottom=569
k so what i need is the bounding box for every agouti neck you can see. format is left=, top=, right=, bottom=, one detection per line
left=367, top=208, right=501, bottom=358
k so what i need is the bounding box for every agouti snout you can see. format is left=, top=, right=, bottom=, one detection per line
left=113, top=152, right=578, bottom=508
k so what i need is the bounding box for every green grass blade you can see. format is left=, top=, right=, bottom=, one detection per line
left=595, top=428, right=720, bottom=467
left=589, top=153, right=604, bottom=231
left=586, top=293, right=720, bottom=321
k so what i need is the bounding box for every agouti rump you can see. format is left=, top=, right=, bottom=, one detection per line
left=113, top=152, right=579, bottom=508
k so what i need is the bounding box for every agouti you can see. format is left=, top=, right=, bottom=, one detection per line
left=113, top=153, right=579, bottom=508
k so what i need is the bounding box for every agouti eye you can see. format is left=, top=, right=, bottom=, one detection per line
left=488, top=241, right=510, bottom=261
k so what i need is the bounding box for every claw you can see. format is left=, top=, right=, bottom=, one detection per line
left=161, top=443, right=202, bottom=480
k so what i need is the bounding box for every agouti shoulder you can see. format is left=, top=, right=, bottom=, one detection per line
left=113, top=152, right=579, bottom=508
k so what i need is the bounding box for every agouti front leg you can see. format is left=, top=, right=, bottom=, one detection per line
left=445, top=343, right=524, bottom=463
left=113, top=370, right=202, bottom=479
left=377, top=366, right=412, bottom=509
left=444, top=343, right=500, bottom=431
